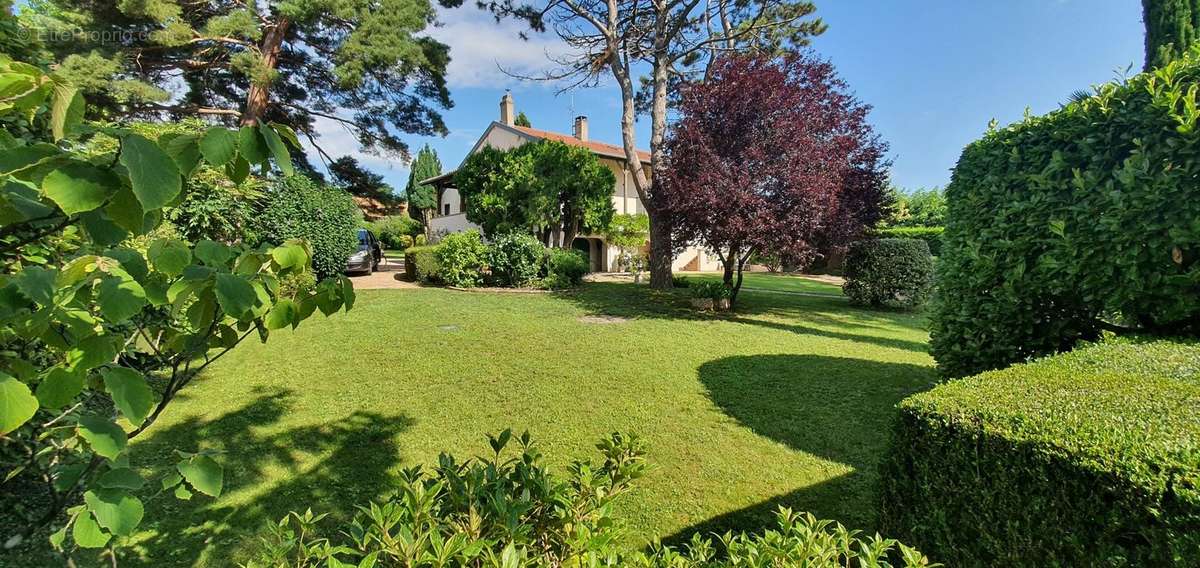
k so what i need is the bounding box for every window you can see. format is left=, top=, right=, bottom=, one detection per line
left=443, top=203, right=451, bottom=216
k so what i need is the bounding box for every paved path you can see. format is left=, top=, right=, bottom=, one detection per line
left=346, top=257, right=422, bottom=290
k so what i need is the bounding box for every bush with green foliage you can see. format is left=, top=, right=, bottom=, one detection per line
left=880, top=339, right=1200, bottom=566
left=885, top=187, right=946, bottom=228
left=435, top=230, right=488, bottom=288
left=671, top=275, right=692, bottom=288
left=932, top=54, right=1200, bottom=377
left=543, top=248, right=589, bottom=289
left=365, top=215, right=421, bottom=250
left=254, top=176, right=361, bottom=280
left=486, top=232, right=545, bottom=287
left=0, top=58, right=354, bottom=561
left=403, top=245, right=441, bottom=283
left=691, top=280, right=733, bottom=300
left=843, top=239, right=934, bottom=309
left=246, top=431, right=933, bottom=567
left=875, top=226, right=944, bottom=256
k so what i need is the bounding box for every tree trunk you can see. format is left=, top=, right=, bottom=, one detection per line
left=648, top=212, right=673, bottom=288
left=561, top=218, right=579, bottom=250
left=240, top=17, right=290, bottom=126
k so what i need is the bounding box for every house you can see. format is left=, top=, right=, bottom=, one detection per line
left=421, top=93, right=720, bottom=273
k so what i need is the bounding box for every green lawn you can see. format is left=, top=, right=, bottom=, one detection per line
left=110, top=283, right=931, bottom=566
left=684, top=272, right=844, bottom=296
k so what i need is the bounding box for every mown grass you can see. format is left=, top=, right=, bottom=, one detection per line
left=85, top=282, right=931, bottom=566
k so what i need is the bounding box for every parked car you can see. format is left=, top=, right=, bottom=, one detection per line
left=346, top=228, right=382, bottom=274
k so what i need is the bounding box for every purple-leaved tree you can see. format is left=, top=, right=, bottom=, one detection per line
left=662, top=53, right=890, bottom=307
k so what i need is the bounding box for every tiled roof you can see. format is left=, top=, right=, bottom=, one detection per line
left=509, top=125, right=651, bottom=162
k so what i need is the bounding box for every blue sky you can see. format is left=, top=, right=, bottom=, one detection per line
left=316, top=0, right=1146, bottom=193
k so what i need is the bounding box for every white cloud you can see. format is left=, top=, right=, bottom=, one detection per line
left=428, top=7, right=574, bottom=89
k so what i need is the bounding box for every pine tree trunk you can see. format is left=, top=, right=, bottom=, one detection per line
left=240, top=18, right=290, bottom=126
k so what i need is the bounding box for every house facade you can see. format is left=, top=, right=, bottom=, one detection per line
left=422, top=93, right=720, bottom=273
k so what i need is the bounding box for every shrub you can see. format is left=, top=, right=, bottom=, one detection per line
left=879, top=339, right=1200, bottom=566
left=365, top=215, right=421, bottom=249
left=246, top=432, right=933, bottom=567
left=544, top=248, right=589, bottom=287
left=436, top=230, right=488, bottom=287
left=255, top=175, right=361, bottom=279
left=875, top=226, right=944, bottom=256
left=691, top=280, right=732, bottom=300
left=487, top=232, right=545, bottom=287
left=404, top=245, right=442, bottom=283
left=672, top=275, right=692, bottom=288
left=932, top=54, right=1200, bottom=377
left=842, top=238, right=934, bottom=309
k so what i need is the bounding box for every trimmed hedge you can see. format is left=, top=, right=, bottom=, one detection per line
left=842, top=238, right=934, bottom=309
left=254, top=175, right=360, bottom=280
left=404, top=245, right=441, bottom=283
left=875, top=226, right=943, bottom=256
left=880, top=340, right=1200, bottom=566
left=931, top=55, right=1200, bottom=377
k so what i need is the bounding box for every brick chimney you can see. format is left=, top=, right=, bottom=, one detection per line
left=500, top=92, right=515, bottom=126
left=573, top=115, right=588, bottom=141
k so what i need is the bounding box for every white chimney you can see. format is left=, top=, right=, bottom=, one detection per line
left=573, top=116, right=588, bottom=141
left=500, top=92, right=515, bottom=126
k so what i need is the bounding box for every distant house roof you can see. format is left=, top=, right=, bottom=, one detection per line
left=419, top=121, right=649, bottom=187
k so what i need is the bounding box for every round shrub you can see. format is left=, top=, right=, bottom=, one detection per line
left=544, top=248, right=588, bottom=287
left=842, top=238, right=933, bottom=309
left=487, top=232, right=544, bottom=287
left=367, top=215, right=422, bottom=250
left=436, top=230, right=488, bottom=288
left=254, top=175, right=360, bottom=280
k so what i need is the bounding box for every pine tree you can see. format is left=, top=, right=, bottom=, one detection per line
left=406, top=145, right=442, bottom=235
left=515, top=111, right=532, bottom=127
left=20, top=0, right=459, bottom=159
left=1143, top=0, right=1200, bottom=70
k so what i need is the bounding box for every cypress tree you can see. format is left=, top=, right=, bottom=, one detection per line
left=406, top=145, right=442, bottom=236
left=1143, top=0, right=1200, bottom=70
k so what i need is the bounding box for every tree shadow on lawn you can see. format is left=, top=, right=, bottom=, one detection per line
left=124, top=387, right=413, bottom=567
left=559, top=283, right=930, bottom=354
left=661, top=353, right=936, bottom=546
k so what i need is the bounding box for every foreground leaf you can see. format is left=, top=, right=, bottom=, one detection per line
left=101, top=367, right=154, bottom=426
left=77, top=415, right=127, bottom=460
left=119, top=133, right=181, bottom=211
left=84, top=489, right=144, bottom=536
left=41, top=161, right=119, bottom=215
left=0, top=372, right=39, bottom=434
left=177, top=454, right=223, bottom=497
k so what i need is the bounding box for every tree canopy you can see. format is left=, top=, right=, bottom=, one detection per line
left=455, top=141, right=615, bottom=246
left=661, top=53, right=889, bottom=306
left=1143, top=0, right=1200, bottom=70
left=19, top=0, right=460, bottom=160
left=405, top=144, right=441, bottom=235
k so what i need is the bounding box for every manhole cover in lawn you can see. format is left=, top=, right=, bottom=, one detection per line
left=578, top=315, right=629, bottom=324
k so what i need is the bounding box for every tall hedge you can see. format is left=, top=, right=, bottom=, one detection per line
left=880, top=340, right=1200, bottom=566
left=842, top=238, right=934, bottom=309
left=930, top=55, right=1200, bottom=377
left=874, top=226, right=943, bottom=256
left=255, top=175, right=361, bottom=279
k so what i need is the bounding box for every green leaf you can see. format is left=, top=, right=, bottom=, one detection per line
left=66, top=334, right=119, bottom=373
left=97, top=273, right=147, bottom=323
left=119, top=133, right=181, bottom=211
left=174, top=484, right=193, bottom=500
left=195, top=240, right=233, bottom=266
left=102, top=367, right=154, bottom=426
left=176, top=454, right=223, bottom=497
left=36, top=367, right=83, bottom=409
left=105, top=185, right=146, bottom=234
left=259, top=124, right=293, bottom=175
left=72, top=511, right=111, bottom=548
left=161, top=471, right=182, bottom=490
left=265, top=299, right=296, bottom=330
left=270, top=122, right=301, bottom=149
left=199, top=127, right=238, bottom=167
left=104, top=248, right=150, bottom=283
left=50, top=84, right=84, bottom=141
left=77, top=415, right=127, bottom=460
left=41, top=161, right=119, bottom=216
left=238, top=126, right=267, bottom=165
left=97, top=468, right=145, bottom=490
left=15, top=265, right=56, bottom=305
left=161, top=133, right=201, bottom=177
left=270, top=243, right=308, bottom=270
left=147, top=238, right=191, bottom=276
left=0, top=373, right=39, bottom=435
left=79, top=210, right=128, bottom=246
left=226, top=155, right=250, bottom=185
left=84, top=489, right=144, bottom=536
left=214, top=272, right=257, bottom=318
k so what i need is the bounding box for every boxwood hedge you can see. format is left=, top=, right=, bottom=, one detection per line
left=874, top=226, right=943, bottom=256
left=931, top=53, right=1200, bottom=377
left=842, top=238, right=934, bottom=309
left=879, top=339, right=1200, bottom=566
